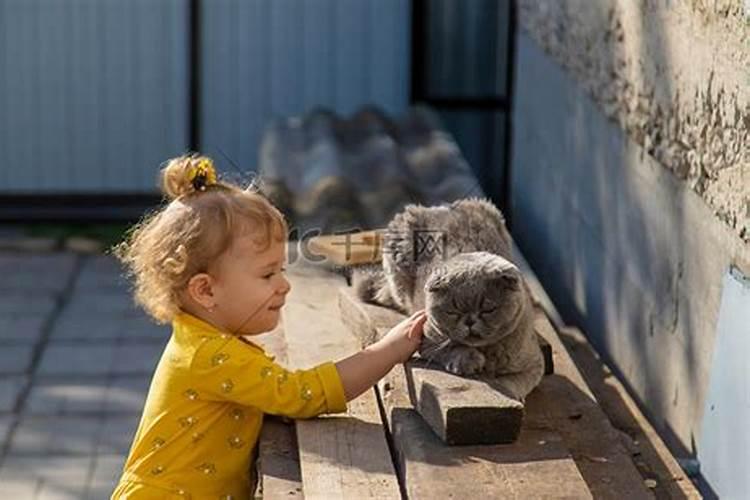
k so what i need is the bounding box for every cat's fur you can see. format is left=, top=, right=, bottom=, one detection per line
left=354, top=198, right=544, bottom=400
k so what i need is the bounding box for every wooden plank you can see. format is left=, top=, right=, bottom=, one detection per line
left=513, top=242, right=675, bottom=498
left=308, top=231, right=383, bottom=266
left=526, top=315, right=653, bottom=499
left=558, top=326, right=701, bottom=498
left=280, top=259, right=400, bottom=499
left=379, top=364, right=593, bottom=499
left=253, top=325, right=304, bottom=499
left=257, top=418, right=303, bottom=500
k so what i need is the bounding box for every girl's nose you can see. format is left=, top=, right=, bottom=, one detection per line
left=278, top=275, right=291, bottom=295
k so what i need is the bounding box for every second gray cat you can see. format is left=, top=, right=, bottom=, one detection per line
left=354, top=198, right=544, bottom=400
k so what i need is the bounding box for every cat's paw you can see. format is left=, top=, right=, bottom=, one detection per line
left=444, top=347, right=486, bottom=376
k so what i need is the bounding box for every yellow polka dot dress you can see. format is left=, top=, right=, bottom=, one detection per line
left=111, top=313, right=347, bottom=499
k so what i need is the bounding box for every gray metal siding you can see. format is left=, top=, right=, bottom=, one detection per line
left=1, top=0, right=188, bottom=194
left=200, top=0, right=411, bottom=172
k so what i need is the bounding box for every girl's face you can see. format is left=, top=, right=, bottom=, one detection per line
left=211, top=235, right=290, bottom=336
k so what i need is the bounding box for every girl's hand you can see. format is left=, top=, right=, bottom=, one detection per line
left=378, top=310, right=427, bottom=364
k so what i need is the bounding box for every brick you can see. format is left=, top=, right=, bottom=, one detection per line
left=37, top=344, right=116, bottom=377
left=24, top=378, right=108, bottom=415
left=0, top=376, right=27, bottom=412
left=8, top=416, right=101, bottom=455
left=0, top=455, right=92, bottom=499
left=0, top=345, right=35, bottom=375
left=0, top=315, right=47, bottom=343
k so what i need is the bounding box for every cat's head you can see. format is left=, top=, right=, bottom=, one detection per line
left=424, top=252, right=525, bottom=347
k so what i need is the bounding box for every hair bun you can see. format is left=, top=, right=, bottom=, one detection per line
left=160, top=154, right=218, bottom=200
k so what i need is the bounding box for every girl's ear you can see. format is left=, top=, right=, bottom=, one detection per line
left=187, top=273, right=217, bottom=310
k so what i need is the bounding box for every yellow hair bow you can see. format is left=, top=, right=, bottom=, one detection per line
left=186, top=158, right=217, bottom=191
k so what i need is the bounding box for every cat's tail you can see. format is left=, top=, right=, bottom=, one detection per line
left=352, top=265, right=406, bottom=313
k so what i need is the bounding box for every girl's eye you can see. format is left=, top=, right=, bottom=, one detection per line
left=263, top=267, right=287, bottom=280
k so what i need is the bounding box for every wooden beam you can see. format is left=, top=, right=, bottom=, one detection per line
left=280, top=260, right=401, bottom=499
left=403, top=357, right=524, bottom=445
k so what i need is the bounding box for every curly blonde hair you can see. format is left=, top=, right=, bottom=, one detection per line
left=113, top=154, right=288, bottom=323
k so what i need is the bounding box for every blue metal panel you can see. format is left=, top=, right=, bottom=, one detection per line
left=0, top=0, right=189, bottom=194
left=200, top=0, right=411, bottom=174
left=0, top=0, right=409, bottom=194
left=699, top=267, right=750, bottom=499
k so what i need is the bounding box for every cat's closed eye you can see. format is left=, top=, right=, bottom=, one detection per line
left=480, top=306, right=497, bottom=316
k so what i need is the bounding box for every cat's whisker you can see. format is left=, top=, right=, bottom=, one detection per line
left=420, top=338, right=451, bottom=366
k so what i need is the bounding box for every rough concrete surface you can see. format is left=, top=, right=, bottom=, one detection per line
left=518, top=0, right=750, bottom=242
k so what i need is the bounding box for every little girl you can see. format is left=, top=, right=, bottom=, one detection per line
left=111, top=154, right=426, bottom=499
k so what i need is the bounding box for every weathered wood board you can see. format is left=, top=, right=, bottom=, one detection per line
left=280, top=261, right=401, bottom=499
left=253, top=326, right=304, bottom=499
left=380, top=364, right=593, bottom=499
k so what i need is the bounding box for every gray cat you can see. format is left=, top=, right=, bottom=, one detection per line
left=355, top=198, right=544, bottom=400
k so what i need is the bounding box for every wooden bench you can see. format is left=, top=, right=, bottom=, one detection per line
left=252, top=242, right=700, bottom=499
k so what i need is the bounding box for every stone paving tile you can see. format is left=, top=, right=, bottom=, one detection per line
left=0, top=253, right=77, bottom=276
left=0, top=345, right=35, bottom=375
left=0, top=315, right=47, bottom=343
left=0, top=415, right=15, bottom=448
left=37, top=344, right=116, bottom=377
left=0, top=274, right=71, bottom=295
left=8, top=416, right=101, bottom=456
left=74, top=264, right=130, bottom=293
left=64, top=292, right=141, bottom=317
left=0, top=376, right=27, bottom=412
left=86, top=454, right=126, bottom=500
left=24, top=378, right=109, bottom=415
left=112, top=342, right=165, bottom=376
left=96, top=415, right=140, bottom=456
left=104, top=377, right=151, bottom=414
left=0, top=455, right=93, bottom=499
left=49, top=317, right=123, bottom=341
left=120, top=316, right=170, bottom=341
left=0, top=293, right=58, bottom=316
left=50, top=314, right=169, bottom=342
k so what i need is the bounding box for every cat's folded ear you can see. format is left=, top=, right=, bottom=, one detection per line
left=425, top=271, right=451, bottom=292
left=497, top=273, right=521, bottom=290
left=487, top=263, right=521, bottom=290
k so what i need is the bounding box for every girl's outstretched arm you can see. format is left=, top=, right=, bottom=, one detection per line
left=335, top=311, right=427, bottom=401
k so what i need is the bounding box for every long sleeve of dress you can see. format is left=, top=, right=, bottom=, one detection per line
left=191, top=336, right=347, bottom=418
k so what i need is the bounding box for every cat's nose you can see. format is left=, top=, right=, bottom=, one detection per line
left=464, top=317, right=476, bottom=328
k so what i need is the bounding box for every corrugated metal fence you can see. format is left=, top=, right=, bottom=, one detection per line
left=0, top=0, right=410, bottom=195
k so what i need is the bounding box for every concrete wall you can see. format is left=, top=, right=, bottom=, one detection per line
left=517, top=0, right=749, bottom=244
left=511, top=28, right=750, bottom=463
